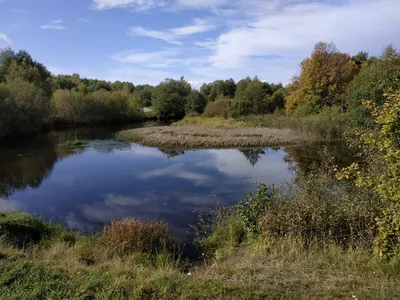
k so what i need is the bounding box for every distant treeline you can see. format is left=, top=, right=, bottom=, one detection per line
left=1, top=42, right=399, bottom=139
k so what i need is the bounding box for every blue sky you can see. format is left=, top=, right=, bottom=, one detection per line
left=0, top=0, right=399, bottom=87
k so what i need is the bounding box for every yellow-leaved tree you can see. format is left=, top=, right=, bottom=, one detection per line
left=286, top=42, right=357, bottom=115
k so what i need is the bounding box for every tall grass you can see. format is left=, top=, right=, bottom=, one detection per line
left=101, top=217, right=173, bottom=255
left=239, top=107, right=352, bottom=140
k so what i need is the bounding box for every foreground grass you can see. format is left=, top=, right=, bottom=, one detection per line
left=0, top=213, right=399, bottom=299
left=119, top=125, right=308, bottom=149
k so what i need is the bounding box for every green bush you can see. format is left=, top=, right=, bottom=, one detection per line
left=203, top=99, right=232, bottom=118
left=52, top=90, right=142, bottom=125
left=0, top=213, right=64, bottom=248
left=0, top=78, right=49, bottom=139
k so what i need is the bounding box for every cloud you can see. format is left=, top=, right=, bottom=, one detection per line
left=0, top=32, right=13, bottom=47
left=138, top=163, right=213, bottom=185
left=128, top=18, right=216, bottom=44
left=78, top=18, right=89, bottom=23
left=0, top=198, right=22, bottom=213
left=175, top=0, right=229, bottom=10
left=111, top=48, right=207, bottom=69
left=208, top=0, right=399, bottom=73
left=99, top=0, right=399, bottom=85
left=40, top=19, right=67, bottom=30
left=92, top=0, right=165, bottom=11
left=104, top=66, right=171, bottom=85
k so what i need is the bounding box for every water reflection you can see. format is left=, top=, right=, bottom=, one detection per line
left=0, top=126, right=350, bottom=241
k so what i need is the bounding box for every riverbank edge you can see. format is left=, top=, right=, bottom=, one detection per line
left=118, top=125, right=315, bottom=150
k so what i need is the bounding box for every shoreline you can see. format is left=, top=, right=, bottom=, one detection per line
left=118, top=125, right=312, bottom=149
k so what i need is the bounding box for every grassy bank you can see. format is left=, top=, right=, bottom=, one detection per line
left=119, top=125, right=308, bottom=149
left=174, top=110, right=350, bottom=140
left=0, top=212, right=399, bottom=299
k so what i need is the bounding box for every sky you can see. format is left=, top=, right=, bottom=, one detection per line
left=0, top=0, right=399, bottom=88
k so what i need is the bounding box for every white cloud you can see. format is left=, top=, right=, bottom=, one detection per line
left=101, top=0, right=399, bottom=84
left=138, top=163, right=213, bottom=185
left=175, top=0, right=228, bottom=9
left=0, top=199, right=21, bottom=213
left=0, top=32, right=13, bottom=47
left=104, top=66, right=171, bottom=85
left=78, top=18, right=89, bottom=23
left=92, top=0, right=164, bottom=10
left=128, top=18, right=216, bottom=44
left=40, top=19, right=67, bottom=30
left=208, top=0, right=399, bottom=74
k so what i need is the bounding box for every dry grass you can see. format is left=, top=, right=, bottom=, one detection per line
left=191, top=238, right=400, bottom=299
left=101, top=217, right=173, bottom=255
left=119, top=126, right=308, bottom=149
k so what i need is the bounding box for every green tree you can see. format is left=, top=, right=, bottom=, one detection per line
left=0, top=78, right=49, bottom=138
left=152, top=77, right=192, bottom=121
left=351, top=51, right=369, bottom=69
left=345, top=45, right=400, bottom=127
left=231, top=77, right=266, bottom=116
left=185, top=90, right=207, bottom=115
left=265, top=89, right=286, bottom=113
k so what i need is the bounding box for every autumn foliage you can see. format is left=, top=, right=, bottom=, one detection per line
left=286, top=42, right=358, bottom=114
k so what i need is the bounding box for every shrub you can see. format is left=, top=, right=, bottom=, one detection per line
left=203, top=99, right=232, bottom=118
left=0, top=78, right=49, bottom=139
left=101, top=217, right=173, bottom=255
left=52, top=90, right=142, bottom=125
left=0, top=213, right=64, bottom=248
left=337, top=92, right=400, bottom=257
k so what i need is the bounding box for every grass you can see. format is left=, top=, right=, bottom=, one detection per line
left=60, top=139, right=89, bottom=148
left=121, top=110, right=350, bottom=149
left=0, top=213, right=399, bottom=299
left=119, top=125, right=308, bottom=149
left=101, top=217, right=173, bottom=255
left=173, top=116, right=244, bottom=128
left=175, top=107, right=352, bottom=140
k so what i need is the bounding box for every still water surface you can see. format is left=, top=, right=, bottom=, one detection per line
left=0, top=125, right=338, bottom=241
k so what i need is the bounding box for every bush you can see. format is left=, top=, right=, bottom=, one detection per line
left=101, top=217, right=173, bottom=255
left=0, top=213, right=64, bottom=248
left=52, top=90, right=142, bottom=125
left=203, top=99, right=232, bottom=118
left=0, top=78, right=49, bottom=139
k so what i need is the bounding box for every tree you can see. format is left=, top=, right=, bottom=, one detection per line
left=0, top=48, right=52, bottom=96
left=351, top=51, right=369, bottom=69
left=285, top=42, right=358, bottom=114
left=265, top=89, right=286, bottom=113
left=0, top=78, right=49, bottom=138
left=240, top=149, right=266, bottom=167
left=345, top=45, right=400, bottom=127
left=152, top=77, right=192, bottom=121
left=231, top=77, right=267, bottom=116
left=185, top=90, right=207, bottom=115
left=201, top=79, right=236, bottom=102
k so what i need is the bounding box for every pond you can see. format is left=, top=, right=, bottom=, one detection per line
left=0, top=125, right=348, bottom=242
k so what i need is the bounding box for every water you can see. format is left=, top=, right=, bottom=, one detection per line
left=0, top=125, right=345, bottom=241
